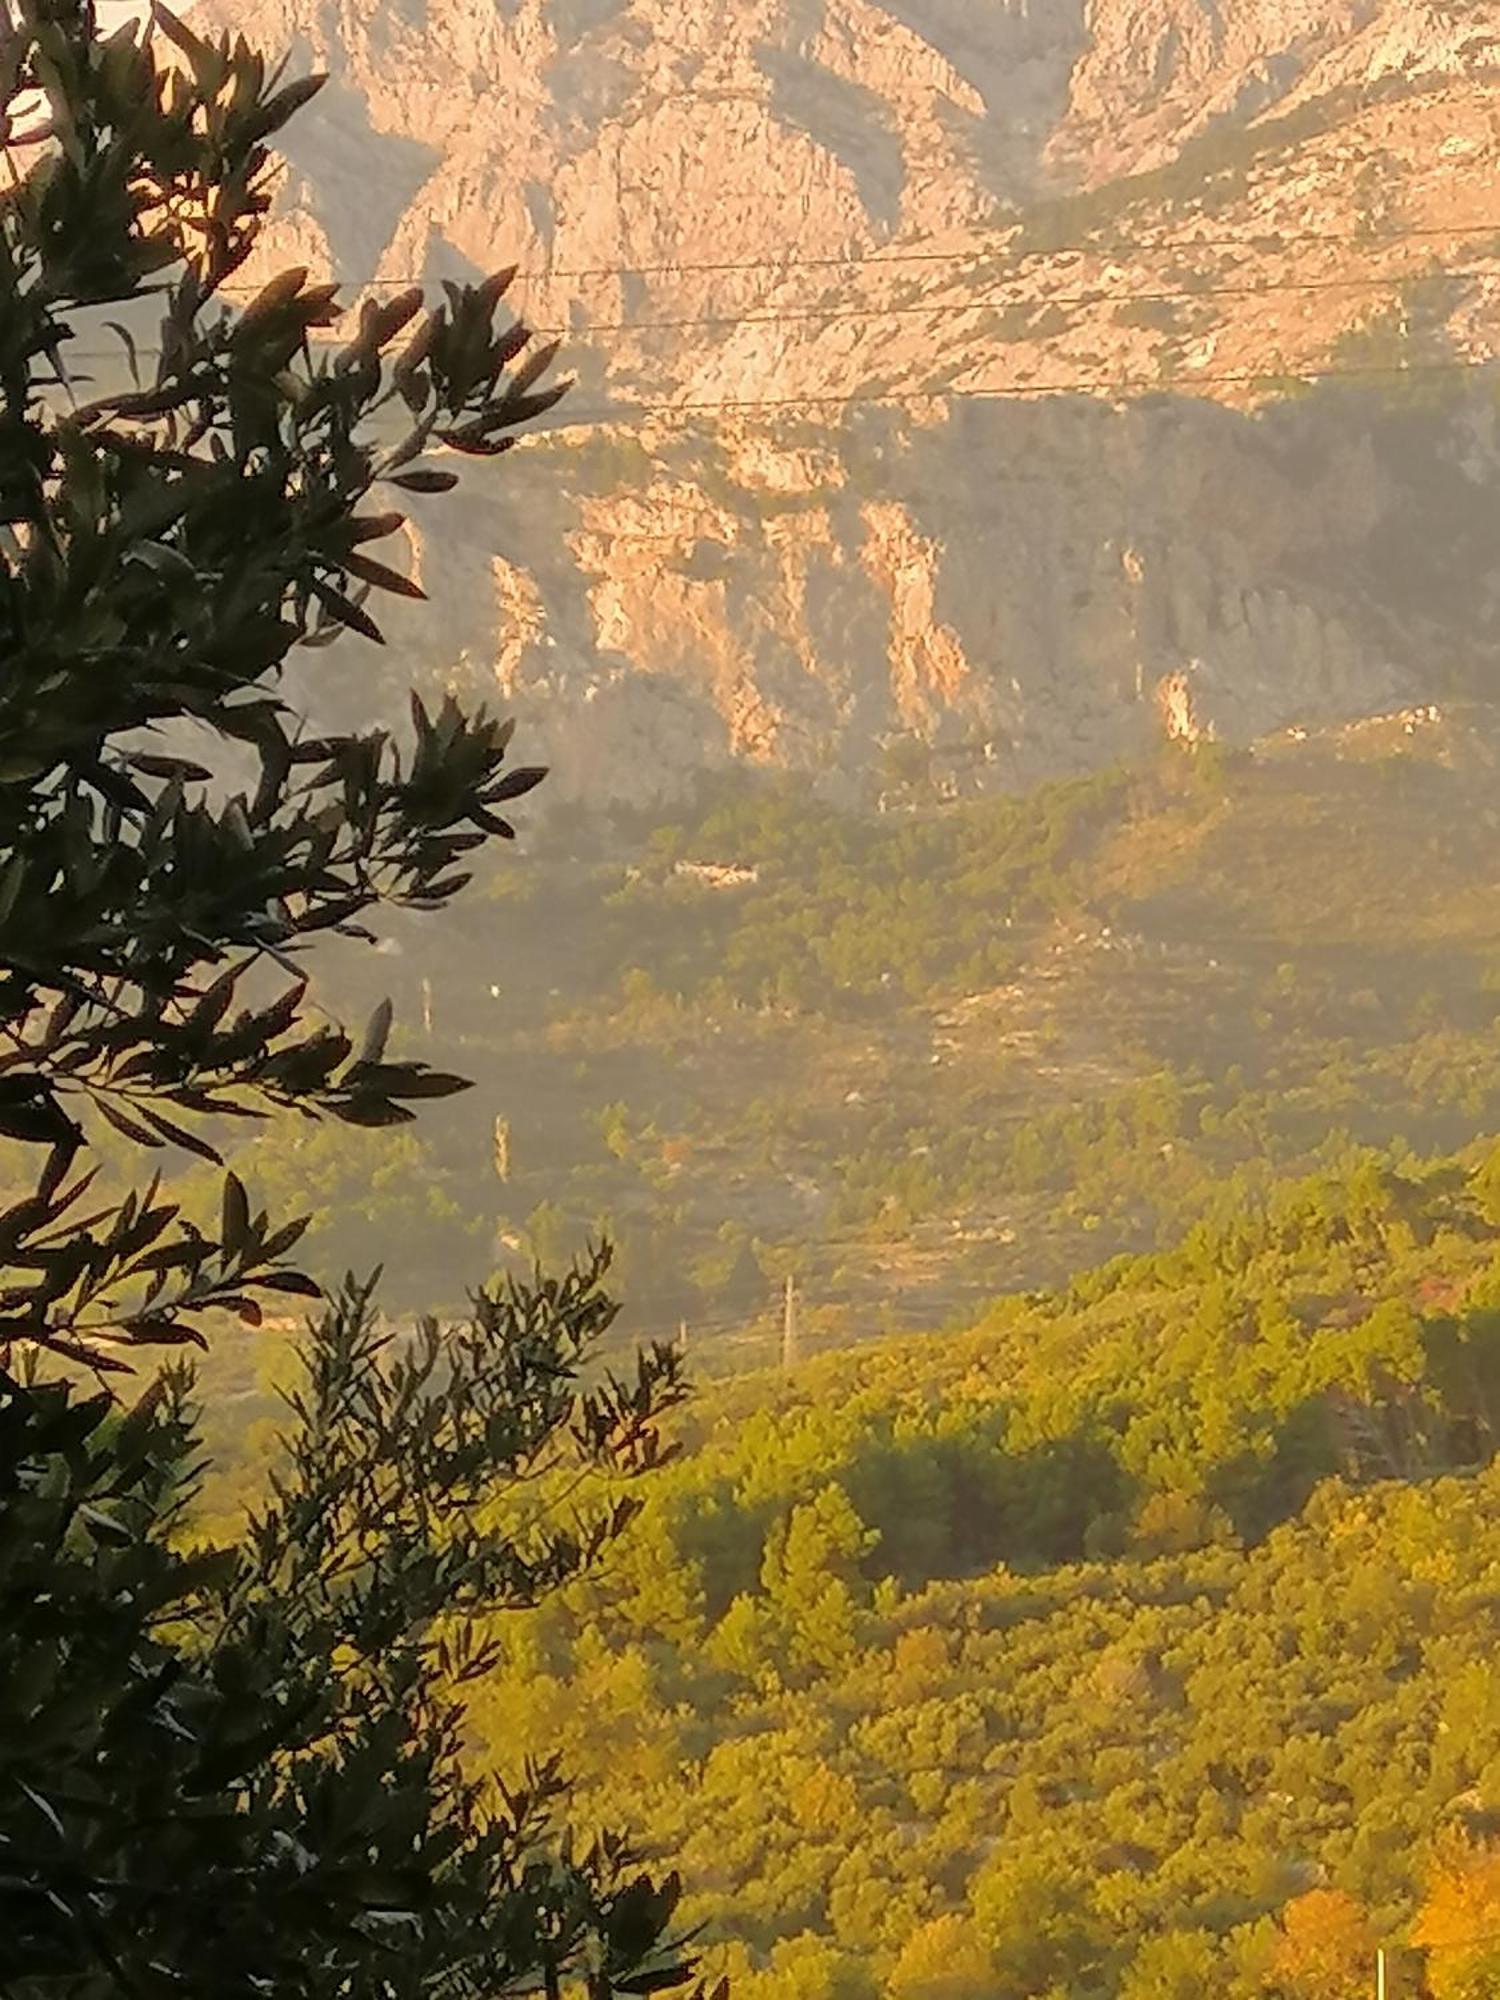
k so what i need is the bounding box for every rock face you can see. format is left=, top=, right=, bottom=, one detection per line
left=197, top=0, right=1500, bottom=302
left=197, top=0, right=1500, bottom=800
left=317, top=381, right=1500, bottom=808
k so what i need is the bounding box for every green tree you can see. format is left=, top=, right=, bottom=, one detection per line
left=761, top=1485, right=878, bottom=1677
left=887, top=1913, right=994, bottom=1998
left=3, top=1269, right=696, bottom=1997
left=0, top=4, right=714, bottom=1994
left=741, top=1934, right=875, bottom=2000
left=970, top=1847, right=1096, bottom=1998
left=1118, top=1929, right=1223, bottom=1999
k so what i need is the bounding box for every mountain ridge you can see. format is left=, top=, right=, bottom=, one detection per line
left=193, top=0, right=1500, bottom=800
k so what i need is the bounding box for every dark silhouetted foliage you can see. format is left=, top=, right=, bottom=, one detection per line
left=0, top=5, right=716, bottom=1994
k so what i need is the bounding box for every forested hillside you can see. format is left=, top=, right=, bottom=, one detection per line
left=173, top=699, right=1500, bottom=1996
left=197, top=1126, right=1500, bottom=1996
left=17, top=8, right=1500, bottom=1997
left=155, top=703, right=1500, bottom=1356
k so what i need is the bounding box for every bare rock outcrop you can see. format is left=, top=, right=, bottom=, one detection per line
left=192, top=0, right=1500, bottom=800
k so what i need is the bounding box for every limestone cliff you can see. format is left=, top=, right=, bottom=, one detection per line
left=192, top=0, right=1500, bottom=799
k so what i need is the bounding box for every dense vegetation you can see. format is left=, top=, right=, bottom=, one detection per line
left=0, top=5, right=700, bottom=1993
left=195, top=1131, right=1500, bottom=1996
left=150, top=706, right=1500, bottom=1360
left=14, top=12, right=1500, bottom=2000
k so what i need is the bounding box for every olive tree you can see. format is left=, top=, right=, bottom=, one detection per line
left=0, top=4, right=714, bottom=1993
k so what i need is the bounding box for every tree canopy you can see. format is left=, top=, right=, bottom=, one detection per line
left=0, top=5, right=714, bottom=1993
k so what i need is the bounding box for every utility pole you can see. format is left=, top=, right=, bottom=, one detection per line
left=781, top=1273, right=799, bottom=1373
left=677, top=1318, right=688, bottom=1360
left=420, top=975, right=433, bottom=1038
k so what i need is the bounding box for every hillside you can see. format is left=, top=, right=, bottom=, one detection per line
left=196, top=0, right=1500, bottom=378
left=196, top=1123, right=1500, bottom=1998
left=22, top=10, right=1500, bottom=1997
left=114, top=704, right=1499, bottom=1384
left=184, top=0, right=1500, bottom=801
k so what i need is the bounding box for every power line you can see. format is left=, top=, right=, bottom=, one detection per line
left=516, top=262, right=1499, bottom=335
left=267, top=262, right=1484, bottom=343
left=203, top=218, right=1500, bottom=292
left=508, top=355, right=1500, bottom=423
left=52, top=261, right=1499, bottom=366
left=48, top=349, right=1500, bottom=412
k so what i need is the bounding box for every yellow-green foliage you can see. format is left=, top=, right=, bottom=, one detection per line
left=446, top=1142, right=1500, bottom=1996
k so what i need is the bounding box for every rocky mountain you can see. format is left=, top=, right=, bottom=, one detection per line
left=195, top=0, right=1500, bottom=801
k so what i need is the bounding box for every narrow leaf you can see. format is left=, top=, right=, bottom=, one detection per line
left=360, top=999, right=393, bottom=1066
left=389, top=468, right=459, bottom=494
left=221, top=1173, right=250, bottom=1257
